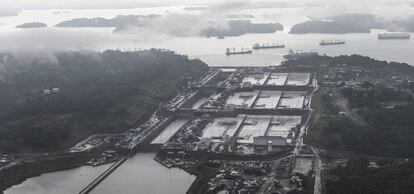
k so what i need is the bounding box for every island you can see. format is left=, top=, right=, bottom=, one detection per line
left=392, top=16, right=414, bottom=32
left=290, top=14, right=387, bottom=34
left=201, top=20, right=283, bottom=37
left=56, top=15, right=283, bottom=37
left=16, top=22, right=47, bottom=29
left=55, top=14, right=160, bottom=28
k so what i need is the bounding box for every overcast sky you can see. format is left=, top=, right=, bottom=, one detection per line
left=1, top=0, right=412, bottom=10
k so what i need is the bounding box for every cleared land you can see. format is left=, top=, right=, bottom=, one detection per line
left=253, top=91, right=282, bottom=109
left=237, top=115, right=272, bottom=144
left=265, top=73, right=289, bottom=86
left=242, top=73, right=271, bottom=86
left=226, top=91, right=260, bottom=108
left=286, top=73, right=311, bottom=86
left=278, top=92, right=306, bottom=109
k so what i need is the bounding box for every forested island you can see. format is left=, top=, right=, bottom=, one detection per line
left=55, top=15, right=159, bottom=28
left=16, top=22, right=47, bottom=28
left=0, top=49, right=207, bottom=153
left=55, top=15, right=283, bottom=37
left=289, top=14, right=387, bottom=34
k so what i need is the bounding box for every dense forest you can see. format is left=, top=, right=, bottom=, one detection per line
left=325, top=158, right=414, bottom=194
left=281, top=54, right=414, bottom=79
left=0, top=49, right=208, bottom=153
left=286, top=54, right=414, bottom=158
left=304, top=80, right=414, bottom=157
left=286, top=55, right=414, bottom=193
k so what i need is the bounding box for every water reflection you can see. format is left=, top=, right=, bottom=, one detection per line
left=91, top=153, right=195, bottom=194
left=5, top=153, right=195, bottom=194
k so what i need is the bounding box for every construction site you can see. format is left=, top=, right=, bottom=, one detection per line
left=69, top=66, right=319, bottom=194
left=118, top=67, right=319, bottom=193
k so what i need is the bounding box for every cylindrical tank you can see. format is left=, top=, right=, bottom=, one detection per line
left=52, top=88, right=60, bottom=94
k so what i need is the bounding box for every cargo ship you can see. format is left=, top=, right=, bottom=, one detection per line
left=378, top=33, right=410, bottom=40
left=225, top=48, right=253, bottom=55
left=283, top=49, right=318, bottom=60
left=252, top=43, right=285, bottom=49
left=319, top=40, right=345, bottom=46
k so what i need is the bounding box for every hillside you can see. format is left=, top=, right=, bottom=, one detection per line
left=0, top=49, right=208, bottom=153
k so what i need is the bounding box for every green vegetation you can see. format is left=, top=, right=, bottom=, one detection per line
left=306, top=86, right=414, bottom=158
left=304, top=87, right=340, bottom=149
left=341, top=83, right=413, bottom=108
left=325, top=158, right=414, bottom=194
left=281, top=54, right=414, bottom=76
left=0, top=49, right=208, bottom=153
left=285, top=54, right=414, bottom=194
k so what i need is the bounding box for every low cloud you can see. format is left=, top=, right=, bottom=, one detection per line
left=301, top=0, right=414, bottom=19
left=0, top=28, right=120, bottom=52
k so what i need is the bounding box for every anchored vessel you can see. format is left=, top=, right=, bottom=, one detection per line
left=252, top=43, right=285, bottom=49
left=283, top=49, right=318, bottom=60
left=319, top=40, right=345, bottom=46
left=378, top=33, right=410, bottom=40
left=225, top=48, right=253, bottom=55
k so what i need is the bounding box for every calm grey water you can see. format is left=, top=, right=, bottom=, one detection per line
left=5, top=153, right=194, bottom=194
left=4, top=164, right=111, bottom=194
left=91, top=153, right=195, bottom=194
left=0, top=7, right=413, bottom=66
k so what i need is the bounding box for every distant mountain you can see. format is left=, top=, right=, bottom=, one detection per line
left=16, top=22, right=47, bottom=29
left=290, top=14, right=388, bottom=34
left=201, top=20, right=283, bottom=37
left=393, top=16, right=414, bottom=32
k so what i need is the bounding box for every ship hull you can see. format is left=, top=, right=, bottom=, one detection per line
left=226, top=51, right=253, bottom=55
left=253, top=45, right=285, bottom=50
left=319, top=42, right=345, bottom=46
left=378, top=34, right=410, bottom=40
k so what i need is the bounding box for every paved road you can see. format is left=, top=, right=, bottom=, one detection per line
left=311, top=146, right=322, bottom=194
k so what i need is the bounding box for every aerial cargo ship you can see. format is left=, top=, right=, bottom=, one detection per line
left=225, top=48, right=253, bottom=55
left=378, top=33, right=410, bottom=40
left=252, top=43, right=285, bottom=49
left=283, top=49, right=318, bottom=60
left=319, top=40, right=346, bottom=46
